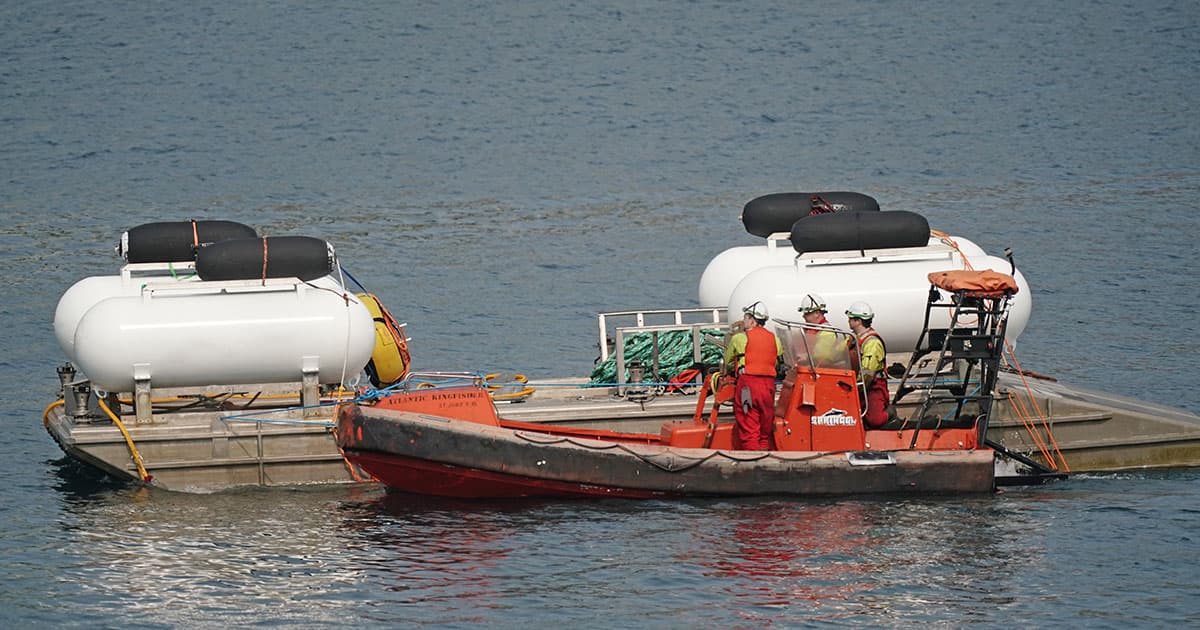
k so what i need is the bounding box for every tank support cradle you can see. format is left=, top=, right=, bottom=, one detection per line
left=301, top=355, right=321, bottom=417
left=133, top=363, right=153, bottom=424
left=121, top=357, right=324, bottom=423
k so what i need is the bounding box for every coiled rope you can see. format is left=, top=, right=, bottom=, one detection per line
left=485, top=372, right=536, bottom=401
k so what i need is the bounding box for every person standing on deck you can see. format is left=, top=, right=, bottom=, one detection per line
left=846, top=301, right=889, bottom=428
left=798, top=293, right=841, bottom=367
left=723, top=301, right=784, bottom=450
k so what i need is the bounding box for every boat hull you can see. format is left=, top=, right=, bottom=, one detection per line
left=44, top=372, right=1200, bottom=493
left=43, top=386, right=367, bottom=492
left=336, top=404, right=996, bottom=499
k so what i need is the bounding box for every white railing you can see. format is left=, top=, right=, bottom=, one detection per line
left=597, top=308, right=729, bottom=389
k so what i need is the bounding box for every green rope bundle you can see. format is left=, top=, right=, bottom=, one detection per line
left=589, top=328, right=725, bottom=384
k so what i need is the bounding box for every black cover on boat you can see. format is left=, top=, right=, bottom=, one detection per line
left=195, top=236, right=334, bottom=282
left=789, top=210, right=930, bottom=255
left=741, top=192, right=880, bottom=238
left=120, top=220, right=257, bottom=263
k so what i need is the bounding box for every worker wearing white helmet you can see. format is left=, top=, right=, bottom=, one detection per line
left=797, top=293, right=841, bottom=367
left=845, top=301, right=875, bottom=322
left=845, top=301, right=889, bottom=428
left=798, top=293, right=828, bottom=323
left=723, top=300, right=784, bottom=450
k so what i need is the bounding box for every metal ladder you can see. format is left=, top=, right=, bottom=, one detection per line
left=892, top=285, right=1014, bottom=447
left=891, top=283, right=1061, bottom=480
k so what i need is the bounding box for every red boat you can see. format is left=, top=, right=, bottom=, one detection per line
left=335, top=308, right=1013, bottom=499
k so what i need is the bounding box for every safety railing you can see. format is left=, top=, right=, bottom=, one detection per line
left=596, top=308, right=728, bottom=393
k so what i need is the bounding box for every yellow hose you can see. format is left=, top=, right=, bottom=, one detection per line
left=44, top=397, right=152, bottom=482
left=42, top=399, right=64, bottom=428
left=96, top=397, right=153, bottom=483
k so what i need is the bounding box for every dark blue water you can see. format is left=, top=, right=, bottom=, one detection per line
left=3, top=1, right=1198, bottom=626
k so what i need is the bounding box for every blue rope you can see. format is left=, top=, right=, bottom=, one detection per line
left=940, top=384, right=984, bottom=422
left=355, top=372, right=491, bottom=400
left=339, top=265, right=367, bottom=292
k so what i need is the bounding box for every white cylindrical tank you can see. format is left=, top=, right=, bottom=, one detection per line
left=55, top=272, right=345, bottom=362
left=71, top=281, right=375, bottom=392
left=725, top=253, right=1032, bottom=354
left=55, top=273, right=199, bottom=362
left=699, top=234, right=988, bottom=309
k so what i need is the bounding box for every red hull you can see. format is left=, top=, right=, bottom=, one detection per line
left=336, top=403, right=996, bottom=499
left=349, top=450, right=669, bottom=499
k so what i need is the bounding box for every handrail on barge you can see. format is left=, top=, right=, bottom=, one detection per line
left=596, top=308, right=728, bottom=393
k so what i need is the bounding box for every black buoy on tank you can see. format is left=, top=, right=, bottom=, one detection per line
left=741, top=192, right=880, bottom=238
left=118, top=220, right=258, bottom=263
left=789, top=210, right=930, bottom=255
left=195, top=236, right=335, bottom=282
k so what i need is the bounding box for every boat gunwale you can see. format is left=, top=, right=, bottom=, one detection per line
left=336, top=403, right=997, bottom=498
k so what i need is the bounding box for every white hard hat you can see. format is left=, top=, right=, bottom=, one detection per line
left=845, top=301, right=874, bottom=320
left=798, top=293, right=827, bottom=314
left=742, top=301, right=769, bottom=322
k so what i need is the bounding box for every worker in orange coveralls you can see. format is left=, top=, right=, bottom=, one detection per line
left=723, top=301, right=784, bottom=450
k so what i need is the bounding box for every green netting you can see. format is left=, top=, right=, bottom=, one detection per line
left=589, top=328, right=725, bottom=384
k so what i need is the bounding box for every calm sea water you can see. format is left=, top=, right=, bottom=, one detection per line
left=3, top=1, right=1198, bottom=627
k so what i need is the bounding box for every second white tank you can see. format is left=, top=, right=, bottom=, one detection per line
left=719, top=239, right=1031, bottom=354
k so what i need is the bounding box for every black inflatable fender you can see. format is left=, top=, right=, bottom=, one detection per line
left=119, top=220, right=257, bottom=263
left=741, top=192, right=880, bottom=238
left=195, top=235, right=335, bottom=282
left=789, top=211, right=930, bottom=255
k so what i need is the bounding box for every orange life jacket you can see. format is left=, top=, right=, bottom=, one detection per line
left=742, top=326, right=778, bottom=377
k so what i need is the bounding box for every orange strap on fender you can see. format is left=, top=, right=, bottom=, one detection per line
left=927, top=269, right=1019, bottom=294
left=260, top=237, right=269, bottom=285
